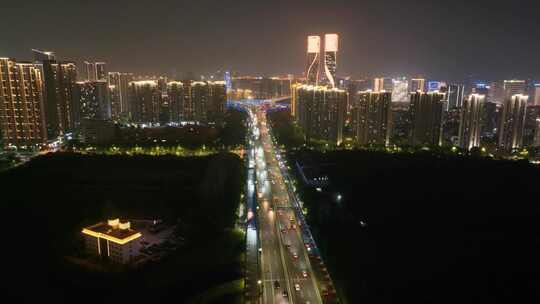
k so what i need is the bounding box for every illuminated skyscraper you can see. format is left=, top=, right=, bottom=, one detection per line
left=73, top=81, right=111, bottom=124
left=108, top=72, right=134, bottom=115
left=409, top=91, right=445, bottom=146
left=128, top=80, right=161, bottom=123
left=322, top=34, right=338, bottom=88
left=373, top=77, right=393, bottom=92
left=458, top=94, right=485, bottom=150
left=296, top=85, right=347, bottom=145
left=108, top=84, right=121, bottom=120
left=291, top=83, right=301, bottom=118
left=445, top=84, right=466, bottom=110
left=534, top=84, right=540, bottom=106
left=85, top=61, right=107, bottom=81
left=410, top=78, right=425, bottom=92
left=391, top=78, right=409, bottom=102
left=352, top=90, right=392, bottom=146
left=498, top=94, right=528, bottom=151
left=306, top=36, right=321, bottom=85
left=181, top=81, right=226, bottom=124
left=503, top=80, right=526, bottom=99
left=31, top=49, right=56, bottom=62
left=0, top=58, right=47, bottom=147
left=167, top=81, right=184, bottom=122
left=40, top=60, right=78, bottom=137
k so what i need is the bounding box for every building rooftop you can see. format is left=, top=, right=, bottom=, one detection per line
left=82, top=218, right=141, bottom=245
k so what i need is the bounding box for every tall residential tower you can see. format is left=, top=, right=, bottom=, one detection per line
left=306, top=36, right=321, bottom=85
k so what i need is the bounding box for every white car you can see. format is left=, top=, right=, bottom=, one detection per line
left=295, top=283, right=301, bottom=291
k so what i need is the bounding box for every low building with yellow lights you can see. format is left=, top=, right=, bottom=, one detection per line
left=82, top=219, right=142, bottom=264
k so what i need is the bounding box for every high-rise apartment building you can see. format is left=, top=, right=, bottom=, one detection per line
left=458, top=94, right=485, bottom=150
left=503, top=80, right=526, bottom=99
left=410, top=78, right=426, bottom=93
left=128, top=80, right=161, bottom=123
left=296, top=85, right=347, bottom=145
left=108, top=72, right=133, bottom=116
left=409, top=91, right=445, bottom=146
left=0, top=58, right=47, bottom=147
left=391, top=78, right=409, bottom=102
left=498, top=94, right=528, bottom=151
left=40, top=60, right=78, bottom=137
left=445, top=84, right=466, bottom=110
left=373, top=77, right=393, bottom=92
left=73, top=81, right=111, bottom=124
left=31, top=49, right=56, bottom=62
left=85, top=61, right=106, bottom=81
left=108, top=84, right=121, bottom=120
left=291, top=82, right=301, bottom=118
left=534, top=84, right=540, bottom=106
left=185, top=81, right=226, bottom=124
left=167, top=81, right=184, bottom=122
left=352, top=90, right=392, bottom=146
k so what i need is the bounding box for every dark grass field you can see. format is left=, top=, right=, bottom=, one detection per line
left=2, top=152, right=244, bottom=303
left=292, top=149, right=540, bottom=304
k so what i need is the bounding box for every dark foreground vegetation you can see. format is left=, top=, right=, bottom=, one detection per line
left=72, top=107, right=247, bottom=150
left=292, top=149, right=540, bottom=304
left=2, top=152, right=244, bottom=303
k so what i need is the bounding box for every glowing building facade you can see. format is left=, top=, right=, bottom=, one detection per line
left=128, top=80, right=161, bottom=123
left=409, top=91, right=445, bottom=146
left=352, top=90, right=393, bottom=146
left=296, top=85, right=347, bottom=145
left=85, top=61, right=107, bottom=81
left=167, top=81, right=184, bottom=122
left=73, top=80, right=111, bottom=124
left=391, top=78, right=409, bottom=102
left=306, top=36, right=321, bottom=85
left=0, top=58, right=47, bottom=147
left=373, top=77, right=393, bottom=93
left=108, top=72, right=134, bottom=116
left=322, top=34, right=338, bottom=88
left=446, top=84, right=466, bottom=110
left=40, top=60, right=78, bottom=137
left=503, top=80, right=526, bottom=100
left=82, top=219, right=142, bottom=264
left=498, top=94, right=528, bottom=151
left=458, top=94, right=485, bottom=150
left=410, top=78, right=426, bottom=93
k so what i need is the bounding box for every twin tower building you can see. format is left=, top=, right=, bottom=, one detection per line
left=293, top=34, right=348, bottom=145
left=306, top=34, right=339, bottom=88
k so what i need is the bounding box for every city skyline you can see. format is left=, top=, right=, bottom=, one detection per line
left=2, top=0, right=540, bottom=80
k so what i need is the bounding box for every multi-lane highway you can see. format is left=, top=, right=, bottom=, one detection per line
left=245, top=103, right=325, bottom=304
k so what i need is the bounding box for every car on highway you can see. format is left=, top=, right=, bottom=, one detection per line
left=293, top=252, right=299, bottom=259
left=274, top=280, right=280, bottom=289
left=302, top=270, right=308, bottom=278
left=282, top=290, right=288, bottom=298
left=295, top=283, right=301, bottom=291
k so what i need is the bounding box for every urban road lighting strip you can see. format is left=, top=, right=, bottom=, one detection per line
left=275, top=203, right=295, bottom=304
left=268, top=122, right=331, bottom=303
left=259, top=109, right=295, bottom=303
left=271, top=147, right=322, bottom=304
left=263, top=122, right=307, bottom=304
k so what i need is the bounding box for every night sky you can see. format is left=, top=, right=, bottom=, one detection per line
left=1, top=0, right=539, bottom=81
